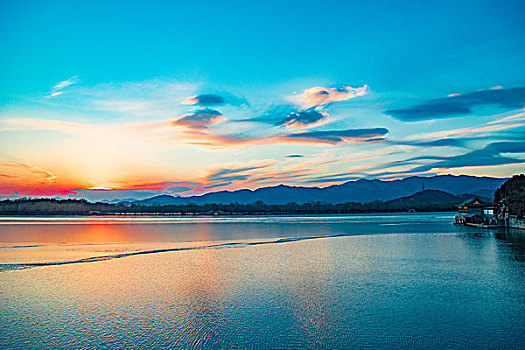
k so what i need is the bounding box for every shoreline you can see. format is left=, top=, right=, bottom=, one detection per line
left=0, top=210, right=458, bottom=217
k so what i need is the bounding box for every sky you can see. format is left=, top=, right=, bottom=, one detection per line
left=1, top=0, right=525, bottom=201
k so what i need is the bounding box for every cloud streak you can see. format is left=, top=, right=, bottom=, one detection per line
left=382, top=141, right=525, bottom=174
left=0, top=158, right=74, bottom=196
left=281, top=128, right=388, bottom=145
left=184, top=127, right=389, bottom=147
left=46, top=76, right=79, bottom=98
left=385, top=87, right=525, bottom=121
left=403, top=111, right=525, bottom=145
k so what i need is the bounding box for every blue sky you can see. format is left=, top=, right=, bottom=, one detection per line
left=1, top=0, right=524, bottom=200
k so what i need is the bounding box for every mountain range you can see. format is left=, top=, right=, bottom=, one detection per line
left=131, top=175, right=506, bottom=206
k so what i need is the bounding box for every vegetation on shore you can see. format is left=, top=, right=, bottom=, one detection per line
left=495, top=174, right=525, bottom=218
left=0, top=190, right=484, bottom=215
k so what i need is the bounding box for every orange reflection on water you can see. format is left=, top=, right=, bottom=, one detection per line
left=0, top=223, right=145, bottom=245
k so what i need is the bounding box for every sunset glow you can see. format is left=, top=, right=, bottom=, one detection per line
left=1, top=1, right=524, bottom=201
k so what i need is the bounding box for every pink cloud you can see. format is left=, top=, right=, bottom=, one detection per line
left=173, top=109, right=226, bottom=129
left=292, top=85, right=368, bottom=107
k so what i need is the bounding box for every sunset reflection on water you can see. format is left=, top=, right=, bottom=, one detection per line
left=1, top=213, right=525, bottom=349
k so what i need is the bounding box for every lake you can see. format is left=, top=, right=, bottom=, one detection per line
left=1, top=213, right=524, bottom=349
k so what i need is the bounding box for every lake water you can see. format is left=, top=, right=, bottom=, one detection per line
left=1, top=213, right=524, bottom=349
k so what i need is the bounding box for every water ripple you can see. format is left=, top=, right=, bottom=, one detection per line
left=0, top=233, right=352, bottom=272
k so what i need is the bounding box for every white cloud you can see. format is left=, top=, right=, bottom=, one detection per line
left=46, top=75, right=79, bottom=98
left=53, top=76, right=79, bottom=90
left=49, top=91, right=64, bottom=98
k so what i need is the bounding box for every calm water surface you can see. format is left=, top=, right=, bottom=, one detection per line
left=1, top=213, right=524, bottom=349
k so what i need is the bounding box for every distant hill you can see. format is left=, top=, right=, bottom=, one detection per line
left=0, top=189, right=485, bottom=215
left=99, top=198, right=137, bottom=204
left=134, top=175, right=506, bottom=206
left=382, top=190, right=490, bottom=211
left=135, top=195, right=179, bottom=206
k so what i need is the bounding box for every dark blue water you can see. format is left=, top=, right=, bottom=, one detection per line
left=1, top=213, right=524, bottom=349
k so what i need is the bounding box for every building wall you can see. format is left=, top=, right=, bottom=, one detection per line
left=467, top=207, right=483, bottom=216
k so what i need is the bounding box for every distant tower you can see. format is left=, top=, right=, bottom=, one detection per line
left=422, top=182, right=425, bottom=192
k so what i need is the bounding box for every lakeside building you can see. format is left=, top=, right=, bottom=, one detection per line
left=455, top=197, right=524, bottom=230
left=454, top=198, right=497, bottom=227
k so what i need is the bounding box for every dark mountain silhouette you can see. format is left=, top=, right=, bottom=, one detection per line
left=134, top=195, right=177, bottom=206
left=0, top=189, right=486, bottom=215
left=135, top=175, right=505, bottom=205
left=384, top=190, right=489, bottom=207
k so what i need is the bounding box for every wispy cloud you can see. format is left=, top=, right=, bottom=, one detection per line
left=207, top=164, right=272, bottom=182
left=53, top=76, right=79, bottom=90
left=399, top=141, right=525, bottom=173
left=0, top=157, right=66, bottom=196
left=385, top=87, right=525, bottom=121
left=487, top=110, right=525, bottom=125
left=389, top=138, right=467, bottom=148
left=359, top=140, right=525, bottom=179
left=281, top=128, right=388, bottom=145
left=48, top=91, right=64, bottom=98
left=183, top=127, right=389, bottom=147
left=406, top=111, right=525, bottom=140
left=46, top=76, right=79, bottom=98
left=291, top=85, right=368, bottom=108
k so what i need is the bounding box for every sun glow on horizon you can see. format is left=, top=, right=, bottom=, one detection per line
left=1, top=0, right=524, bottom=201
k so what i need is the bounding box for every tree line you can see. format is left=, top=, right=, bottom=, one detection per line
left=495, top=174, right=525, bottom=218
left=0, top=198, right=461, bottom=215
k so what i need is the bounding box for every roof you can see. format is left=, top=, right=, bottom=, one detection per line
left=458, top=198, right=489, bottom=207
